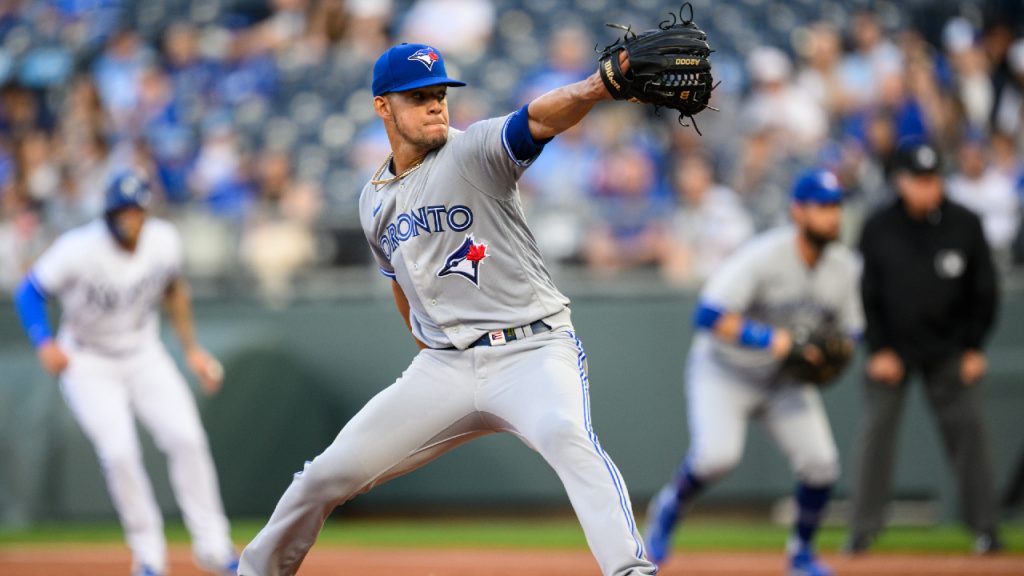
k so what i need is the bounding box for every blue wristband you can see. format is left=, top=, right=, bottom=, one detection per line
left=738, top=319, right=774, bottom=349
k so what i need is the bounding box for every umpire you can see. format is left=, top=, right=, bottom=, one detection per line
left=847, top=138, right=1003, bottom=554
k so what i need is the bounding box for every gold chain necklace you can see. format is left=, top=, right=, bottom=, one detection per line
left=370, top=153, right=425, bottom=187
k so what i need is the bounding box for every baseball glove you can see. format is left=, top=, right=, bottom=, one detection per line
left=781, top=326, right=854, bottom=386
left=597, top=2, right=717, bottom=133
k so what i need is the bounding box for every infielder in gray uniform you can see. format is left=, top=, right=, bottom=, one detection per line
left=238, top=43, right=656, bottom=575
left=644, top=171, right=864, bottom=576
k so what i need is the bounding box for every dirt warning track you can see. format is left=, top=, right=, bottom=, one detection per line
left=1, top=545, right=1022, bottom=575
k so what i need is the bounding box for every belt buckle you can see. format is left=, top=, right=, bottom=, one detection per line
left=487, top=330, right=507, bottom=346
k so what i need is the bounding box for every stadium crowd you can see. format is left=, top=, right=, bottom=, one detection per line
left=0, top=0, right=1022, bottom=302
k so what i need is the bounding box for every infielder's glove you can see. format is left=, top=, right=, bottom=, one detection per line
left=781, top=327, right=854, bottom=386
left=597, top=2, right=717, bottom=133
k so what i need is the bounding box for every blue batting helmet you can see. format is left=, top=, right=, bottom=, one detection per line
left=104, top=172, right=152, bottom=214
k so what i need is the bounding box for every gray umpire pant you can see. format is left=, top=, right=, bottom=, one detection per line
left=849, top=355, right=998, bottom=540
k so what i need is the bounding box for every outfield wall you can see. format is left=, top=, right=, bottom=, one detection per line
left=2, top=286, right=1022, bottom=526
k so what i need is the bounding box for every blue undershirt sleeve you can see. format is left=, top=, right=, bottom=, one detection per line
left=501, top=103, right=552, bottom=167
left=14, top=275, right=53, bottom=348
left=693, top=301, right=725, bottom=330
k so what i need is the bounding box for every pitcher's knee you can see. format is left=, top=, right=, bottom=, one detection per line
left=533, top=416, right=590, bottom=456
left=295, top=453, right=370, bottom=503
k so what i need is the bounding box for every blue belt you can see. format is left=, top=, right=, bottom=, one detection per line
left=469, top=320, right=551, bottom=348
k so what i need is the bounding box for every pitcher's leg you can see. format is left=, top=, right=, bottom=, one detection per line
left=129, top=348, right=234, bottom=569
left=239, top=349, right=479, bottom=576
left=61, top=356, right=166, bottom=572
left=483, top=331, right=656, bottom=576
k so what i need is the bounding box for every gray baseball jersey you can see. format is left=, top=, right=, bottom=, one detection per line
left=695, top=226, right=864, bottom=382
left=359, top=116, right=570, bottom=350
left=240, top=111, right=655, bottom=576
left=684, top=226, right=864, bottom=486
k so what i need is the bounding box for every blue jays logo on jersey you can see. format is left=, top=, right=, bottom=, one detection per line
left=408, top=48, right=440, bottom=70
left=437, top=234, right=488, bottom=287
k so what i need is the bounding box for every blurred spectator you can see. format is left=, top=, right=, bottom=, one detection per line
left=740, top=46, right=828, bottom=156
left=947, top=135, right=1020, bottom=263
left=731, top=128, right=800, bottom=231
left=518, top=24, right=593, bottom=103
left=13, top=130, right=59, bottom=203
left=794, top=22, right=846, bottom=120
left=837, top=11, right=903, bottom=116
left=135, top=65, right=196, bottom=202
left=583, top=142, right=668, bottom=276
left=0, top=190, right=45, bottom=292
left=660, top=153, right=753, bottom=286
left=985, top=21, right=1019, bottom=134
left=335, top=0, right=392, bottom=61
left=49, top=129, right=110, bottom=229
left=90, top=28, right=153, bottom=133
left=519, top=122, right=598, bottom=265
left=993, top=39, right=1024, bottom=136
left=190, top=118, right=254, bottom=220
left=398, top=0, right=494, bottom=61
left=0, top=82, right=50, bottom=137
left=241, top=150, right=318, bottom=307
left=943, top=17, right=993, bottom=132
left=214, top=26, right=278, bottom=109
left=849, top=138, right=1003, bottom=555
left=162, top=22, right=220, bottom=115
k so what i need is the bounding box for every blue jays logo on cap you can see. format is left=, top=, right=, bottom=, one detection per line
left=792, top=169, right=844, bottom=205
left=437, top=234, right=488, bottom=287
left=408, top=47, right=440, bottom=70
left=372, top=43, right=467, bottom=97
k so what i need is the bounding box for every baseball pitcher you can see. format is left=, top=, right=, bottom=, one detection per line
left=235, top=28, right=718, bottom=573
left=644, top=170, right=864, bottom=576
left=13, top=173, right=238, bottom=576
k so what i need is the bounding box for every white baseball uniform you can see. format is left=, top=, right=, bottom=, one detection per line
left=686, top=226, right=864, bottom=485
left=29, top=218, right=234, bottom=573
left=239, top=113, right=656, bottom=576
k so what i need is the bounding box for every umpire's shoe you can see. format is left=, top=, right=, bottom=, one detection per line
left=788, top=545, right=833, bottom=576
left=643, top=484, right=682, bottom=564
left=841, top=533, right=872, bottom=555
left=974, top=531, right=1005, bottom=555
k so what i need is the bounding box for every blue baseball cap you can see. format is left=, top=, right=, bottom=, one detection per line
left=104, top=171, right=152, bottom=213
left=792, top=169, right=844, bottom=205
left=372, top=43, right=466, bottom=97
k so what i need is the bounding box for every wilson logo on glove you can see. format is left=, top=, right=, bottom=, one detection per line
left=597, top=1, right=718, bottom=134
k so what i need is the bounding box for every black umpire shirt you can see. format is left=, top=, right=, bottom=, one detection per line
left=859, top=196, right=998, bottom=366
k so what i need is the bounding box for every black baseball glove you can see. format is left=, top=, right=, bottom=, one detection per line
left=597, top=2, right=717, bottom=132
left=781, top=326, right=855, bottom=386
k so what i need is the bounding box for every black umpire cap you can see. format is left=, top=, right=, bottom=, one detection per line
left=894, top=137, right=942, bottom=175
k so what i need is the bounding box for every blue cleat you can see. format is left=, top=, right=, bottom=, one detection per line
left=135, top=567, right=163, bottom=576
left=788, top=545, right=833, bottom=576
left=643, top=484, right=682, bottom=565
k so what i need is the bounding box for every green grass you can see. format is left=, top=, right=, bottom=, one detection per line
left=2, top=518, right=1022, bottom=554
